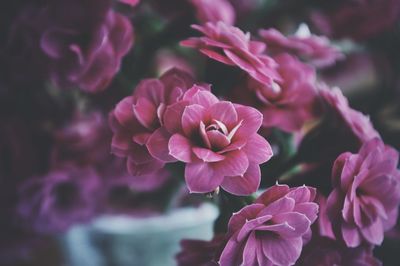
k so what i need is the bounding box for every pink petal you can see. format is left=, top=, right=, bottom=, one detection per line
left=293, top=202, right=319, bottom=224
left=214, top=150, right=249, bottom=177
left=163, top=101, right=189, bottom=134
left=127, top=157, right=164, bottom=176
left=168, top=134, right=195, bottom=163
left=192, top=147, right=225, bottom=162
left=258, top=197, right=295, bottom=217
left=242, top=232, right=259, bottom=266
left=220, top=163, right=261, bottom=196
left=190, top=89, right=220, bottom=108
left=241, top=134, right=273, bottom=164
left=219, top=232, right=244, bottom=266
left=255, top=184, right=290, bottom=205
left=228, top=203, right=265, bottom=233
left=271, top=212, right=311, bottom=237
left=200, top=48, right=235, bottom=65
left=134, top=79, right=164, bottom=105
left=360, top=219, right=384, bottom=245
left=146, top=128, right=176, bottom=162
left=262, top=235, right=302, bottom=266
left=208, top=101, right=238, bottom=127
left=341, top=222, right=361, bottom=247
left=207, top=130, right=230, bottom=150
left=185, top=162, right=224, bottom=193
left=133, top=97, right=157, bottom=130
left=114, top=96, right=136, bottom=127
left=234, top=104, right=263, bottom=138
left=182, top=104, right=207, bottom=136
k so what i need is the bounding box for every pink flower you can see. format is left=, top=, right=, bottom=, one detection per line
left=326, top=138, right=400, bottom=247
left=190, top=0, right=236, bottom=25
left=154, top=86, right=273, bottom=195
left=117, top=0, right=140, bottom=7
left=109, top=68, right=195, bottom=176
left=320, top=87, right=380, bottom=143
left=181, top=22, right=281, bottom=87
left=219, top=184, right=319, bottom=266
left=258, top=25, right=344, bottom=68
left=232, top=54, right=319, bottom=132
left=12, top=0, right=133, bottom=93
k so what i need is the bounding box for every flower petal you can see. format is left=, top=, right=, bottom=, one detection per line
left=182, top=104, right=207, bottom=136
left=168, top=134, right=195, bottom=163
left=220, top=163, right=260, bottom=196
left=241, top=134, right=273, bottom=164
left=214, top=150, right=249, bottom=177
left=185, top=162, right=224, bottom=193
left=146, top=128, right=176, bottom=162
left=262, top=235, right=302, bottom=266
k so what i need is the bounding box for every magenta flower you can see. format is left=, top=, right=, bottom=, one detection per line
left=154, top=86, right=273, bottom=195
left=190, top=0, right=236, bottom=25
left=326, top=138, right=400, bottom=247
left=181, top=22, right=281, bottom=87
left=258, top=25, right=344, bottom=68
left=297, top=236, right=382, bottom=266
left=13, top=0, right=133, bottom=93
left=219, top=184, right=319, bottom=265
left=245, top=54, right=319, bottom=132
left=17, top=165, right=101, bottom=233
left=51, top=112, right=111, bottom=167
left=109, top=68, right=195, bottom=176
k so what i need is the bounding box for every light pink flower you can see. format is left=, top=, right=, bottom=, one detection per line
left=326, top=138, right=400, bottom=247
left=190, top=0, right=236, bottom=25
left=151, top=86, right=273, bottom=195
left=258, top=25, right=344, bottom=68
left=109, top=68, right=195, bottom=176
left=219, top=184, right=319, bottom=266
left=181, top=22, right=281, bottom=87
left=247, top=54, right=318, bottom=132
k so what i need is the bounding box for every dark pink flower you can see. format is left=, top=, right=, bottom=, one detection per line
left=153, top=86, right=273, bottom=195
left=109, top=68, right=195, bottom=176
left=326, top=138, right=400, bottom=247
left=181, top=22, right=281, bottom=87
left=297, top=236, right=382, bottom=266
left=232, top=54, right=319, bottom=132
left=17, top=165, right=101, bottom=233
left=176, top=235, right=225, bottom=266
left=311, top=0, right=400, bottom=41
left=190, top=0, right=236, bottom=25
left=12, top=0, right=133, bottom=92
left=258, top=25, right=344, bottom=68
left=51, top=112, right=111, bottom=167
left=219, top=184, right=319, bottom=265
left=117, top=0, right=140, bottom=7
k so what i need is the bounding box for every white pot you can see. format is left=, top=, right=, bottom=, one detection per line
left=59, top=204, right=218, bottom=266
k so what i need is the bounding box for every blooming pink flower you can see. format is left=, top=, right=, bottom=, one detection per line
left=258, top=25, right=344, bottom=68
left=17, top=165, right=101, bottom=233
left=219, top=184, right=319, bottom=265
left=153, top=86, right=273, bottom=195
left=232, top=54, right=319, bottom=132
left=12, top=0, right=133, bottom=93
left=326, top=138, right=400, bottom=247
left=181, top=22, right=281, bottom=87
left=109, top=68, right=195, bottom=176
left=190, top=0, right=236, bottom=25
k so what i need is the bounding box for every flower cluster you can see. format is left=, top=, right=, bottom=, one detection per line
left=1, top=0, right=400, bottom=264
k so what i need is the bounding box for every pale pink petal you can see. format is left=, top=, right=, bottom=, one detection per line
left=146, top=127, right=176, bottom=162
left=255, top=184, right=290, bottom=205
left=241, top=134, right=273, bottom=164
left=234, top=104, right=263, bottom=138
left=132, top=97, right=157, bottom=130
left=214, top=150, right=249, bottom=177
left=262, top=235, right=302, bottom=266
left=220, top=163, right=260, bottom=195
left=341, top=222, right=362, bottom=247
left=182, top=104, right=207, bottom=136
left=168, top=134, right=195, bottom=163
left=208, top=101, right=238, bottom=127
left=192, top=147, right=225, bottom=162
left=185, top=162, right=224, bottom=193
left=163, top=101, right=189, bottom=134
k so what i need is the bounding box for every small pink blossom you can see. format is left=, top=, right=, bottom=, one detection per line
left=181, top=22, right=281, bottom=87
left=326, top=138, right=400, bottom=247
left=232, top=54, right=319, bottom=132
left=190, top=0, right=236, bottom=25
left=259, top=25, right=344, bottom=68
left=219, top=184, right=319, bottom=265
left=161, top=87, right=273, bottom=195
left=109, top=68, right=195, bottom=176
